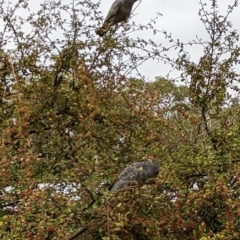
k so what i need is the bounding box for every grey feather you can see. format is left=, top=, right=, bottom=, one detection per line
left=109, top=161, right=159, bottom=192
left=96, top=0, right=138, bottom=36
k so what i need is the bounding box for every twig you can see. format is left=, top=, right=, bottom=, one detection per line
left=65, top=225, right=89, bottom=240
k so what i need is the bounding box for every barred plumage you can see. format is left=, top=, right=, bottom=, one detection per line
left=109, top=161, right=159, bottom=192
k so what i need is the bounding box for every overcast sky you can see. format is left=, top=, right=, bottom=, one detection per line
left=3, top=0, right=240, bottom=80
left=95, top=0, right=239, bottom=80
left=132, top=0, right=239, bottom=79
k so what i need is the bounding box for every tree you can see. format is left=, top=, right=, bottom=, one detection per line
left=0, top=0, right=240, bottom=239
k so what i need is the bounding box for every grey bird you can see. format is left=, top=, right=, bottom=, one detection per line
left=96, top=0, right=138, bottom=36
left=109, top=161, right=159, bottom=192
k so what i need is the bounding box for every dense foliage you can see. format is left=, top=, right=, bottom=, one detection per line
left=0, top=0, right=240, bottom=239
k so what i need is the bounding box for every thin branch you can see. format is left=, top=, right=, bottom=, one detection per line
left=65, top=224, right=89, bottom=240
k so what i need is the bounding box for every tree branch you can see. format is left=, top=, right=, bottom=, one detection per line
left=65, top=225, right=89, bottom=240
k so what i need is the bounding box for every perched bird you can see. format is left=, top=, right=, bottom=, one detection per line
left=109, top=161, right=159, bottom=192
left=96, top=0, right=138, bottom=36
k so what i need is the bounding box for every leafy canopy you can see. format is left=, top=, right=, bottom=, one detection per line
left=0, top=0, right=240, bottom=239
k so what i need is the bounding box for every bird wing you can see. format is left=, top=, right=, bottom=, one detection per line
left=116, top=162, right=144, bottom=181
left=104, top=0, right=123, bottom=24
left=109, top=162, right=145, bottom=191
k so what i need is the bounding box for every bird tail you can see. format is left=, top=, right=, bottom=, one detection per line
left=96, top=23, right=112, bottom=36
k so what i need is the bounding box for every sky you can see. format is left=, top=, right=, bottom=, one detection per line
left=96, top=0, right=240, bottom=80
left=132, top=0, right=239, bottom=80
left=2, top=0, right=240, bottom=80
